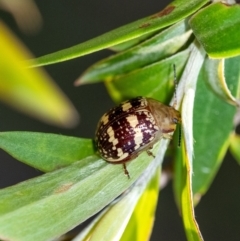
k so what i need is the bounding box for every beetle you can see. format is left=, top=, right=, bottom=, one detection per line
left=95, top=65, right=181, bottom=178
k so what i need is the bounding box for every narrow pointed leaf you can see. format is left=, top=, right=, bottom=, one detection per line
left=84, top=171, right=159, bottom=241
left=0, top=143, right=161, bottom=241
left=0, top=132, right=95, bottom=172
left=73, top=158, right=160, bottom=241
left=229, top=134, right=240, bottom=165
left=0, top=22, right=79, bottom=127
left=110, top=31, right=159, bottom=52
left=106, top=49, right=190, bottom=103
left=180, top=140, right=203, bottom=241
left=203, top=58, right=240, bottom=107
left=77, top=20, right=191, bottom=85
left=189, top=2, right=240, bottom=58
left=173, top=41, right=204, bottom=241
left=120, top=168, right=160, bottom=241
left=191, top=56, right=237, bottom=199
left=87, top=188, right=142, bottom=241
left=30, top=0, right=209, bottom=67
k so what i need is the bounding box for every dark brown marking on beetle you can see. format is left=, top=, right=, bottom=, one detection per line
left=139, top=23, right=151, bottom=28
left=150, top=5, right=175, bottom=19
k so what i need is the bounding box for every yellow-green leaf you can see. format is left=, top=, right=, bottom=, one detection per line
left=172, top=41, right=205, bottom=240
left=230, top=133, right=240, bottom=165
left=71, top=162, right=160, bottom=241
left=120, top=168, right=160, bottom=241
left=179, top=140, right=203, bottom=241
left=0, top=21, right=79, bottom=127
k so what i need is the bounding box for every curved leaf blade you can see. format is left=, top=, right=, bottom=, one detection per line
left=180, top=140, right=203, bottom=241
left=0, top=141, right=165, bottom=241
left=30, top=0, right=209, bottom=67
left=76, top=20, right=191, bottom=85
left=203, top=58, right=240, bottom=107
left=106, top=49, right=190, bottom=103
left=0, top=132, right=95, bottom=172
left=82, top=169, right=159, bottom=241
left=86, top=189, right=142, bottom=241
left=0, top=22, right=79, bottom=128
left=120, top=168, right=159, bottom=241
left=192, top=57, right=237, bottom=198
left=0, top=157, right=148, bottom=240
left=72, top=166, right=160, bottom=241
left=110, top=31, right=159, bottom=52
left=189, top=2, right=240, bottom=58
left=173, top=41, right=205, bottom=241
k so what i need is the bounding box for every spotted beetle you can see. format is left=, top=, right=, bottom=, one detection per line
left=95, top=66, right=181, bottom=178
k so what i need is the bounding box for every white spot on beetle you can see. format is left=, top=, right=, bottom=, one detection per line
left=122, top=102, right=132, bottom=111
left=140, top=98, right=147, bottom=106
left=112, top=138, right=118, bottom=146
left=126, top=115, right=139, bottom=128
left=118, top=152, right=129, bottom=161
left=101, top=113, right=109, bottom=125
left=107, top=126, right=114, bottom=137
left=133, top=128, right=143, bottom=150
left=117, top=148, right=123, bottom=157
left=109, top=135, right=115, bottom=142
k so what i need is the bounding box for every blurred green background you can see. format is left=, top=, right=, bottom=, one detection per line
left=0, top=0, right=240, bottom=240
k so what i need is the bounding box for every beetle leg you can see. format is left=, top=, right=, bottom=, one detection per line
left=146, top=149, right=155, bottom=158
left=123, top=163, right=130, bottom=179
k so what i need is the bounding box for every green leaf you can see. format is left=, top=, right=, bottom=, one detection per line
left=0, top=142, right=160, bottom=241
left=0, top=132, right=95, bottom=172
left=224, top=55, right=240, bottom=100
left=178, top=141, right=203, bottom=241
left=120, top=168, right=159, bottom=241
left=203, top=58, right=240, bottom=107
left=67, top=168, right=160, bottom=241
left=105, top=49, right=190, bottom=103
left=0, top=21, right=79, bottom=128
left=110, top=31, right=159, bottom=52
left=30, top=0, right=209, bottom=67
left=191, top=57, right=237, bottom=199
left=81, top=185, right=143, bottom=241
left=173, top=41, right=205, bottom=241
left=189, top=2, right=240, bottom=58
left=229, top=134, right=240, bottom=165
left=76, top=20, right=191, bottom=85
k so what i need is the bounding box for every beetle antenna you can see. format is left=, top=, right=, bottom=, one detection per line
left=178, top=126, right=181, bottom=147
left=173, top=64, right=177, bottom=109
